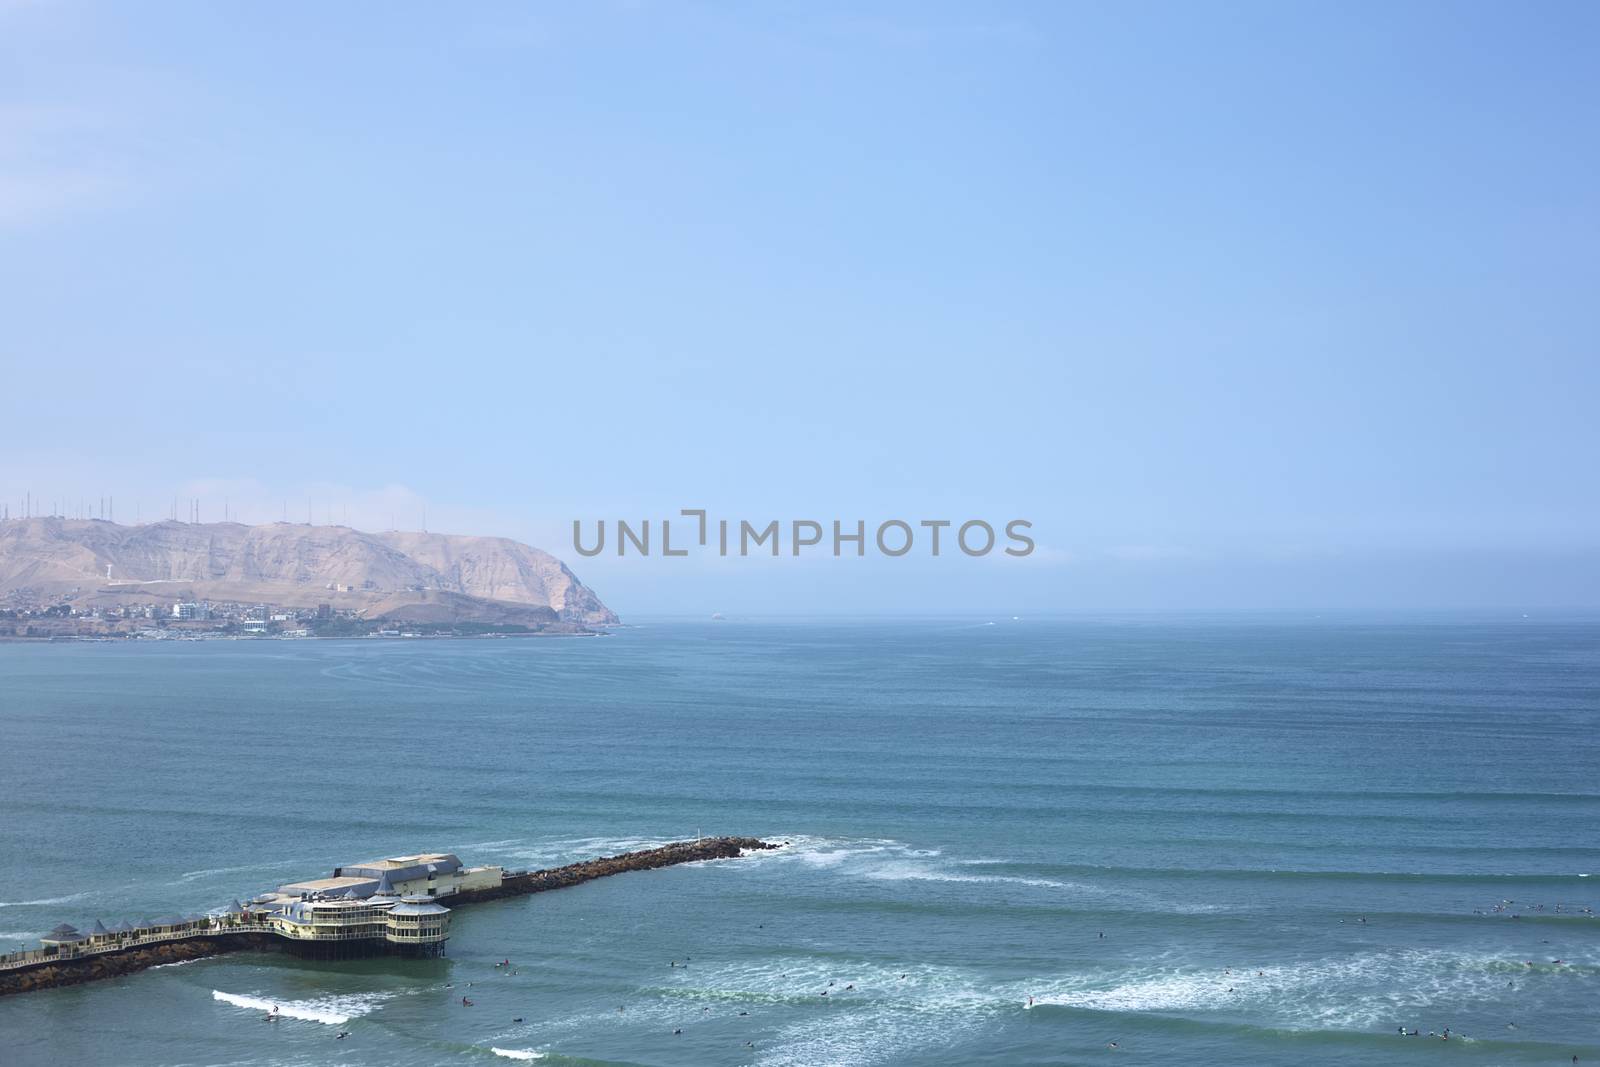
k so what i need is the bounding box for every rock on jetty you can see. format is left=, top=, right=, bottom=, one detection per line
left=0, top=836, right=777, bottom=997
left=0, top=933, right=279, bottom=997
left=453, top=836, right=778, bottom=904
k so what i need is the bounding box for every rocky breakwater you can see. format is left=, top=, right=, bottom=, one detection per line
left=0, top=838, right=779, bottom=998
left=0, top=932, right=278, bottom=997
left=453, top=836, right=781, bottom=904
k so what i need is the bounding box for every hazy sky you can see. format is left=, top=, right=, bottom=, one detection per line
left=3, top=1, right=1596, bottom=613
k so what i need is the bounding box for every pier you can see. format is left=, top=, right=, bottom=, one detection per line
left=0, top=836, right=777, bottom=997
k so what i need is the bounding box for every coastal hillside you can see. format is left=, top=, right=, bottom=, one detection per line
left=0, top=518, right=617, bottom=626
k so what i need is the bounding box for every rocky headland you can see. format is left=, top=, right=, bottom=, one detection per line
left=0, top=517, right=616, bottom=631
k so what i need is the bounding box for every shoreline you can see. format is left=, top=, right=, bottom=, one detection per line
left=0, top=629, right=615, bottom=644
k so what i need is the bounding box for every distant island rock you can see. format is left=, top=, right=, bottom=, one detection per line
left=0, top=518, right=617, bottom=630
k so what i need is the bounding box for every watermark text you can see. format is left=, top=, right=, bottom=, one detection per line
left=574, top=511, right=1034, bottom=558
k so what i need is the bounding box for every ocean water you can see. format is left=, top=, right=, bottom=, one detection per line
left=0, top=616, right=1596, bottom=1066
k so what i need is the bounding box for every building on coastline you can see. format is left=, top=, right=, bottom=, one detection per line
left=258, top=895, right=451, bottom=959
left=273, top=852, right=503, bottom=900
left=245, top=851, right=502, bottom=958
left=8, top=851, right=503, bottom=967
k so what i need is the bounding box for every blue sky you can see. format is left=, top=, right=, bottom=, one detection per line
left=2, top=1, right=1596, bottom=613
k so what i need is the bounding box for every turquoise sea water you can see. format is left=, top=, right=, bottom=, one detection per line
left=0, top=617, right=1596, bottom=1066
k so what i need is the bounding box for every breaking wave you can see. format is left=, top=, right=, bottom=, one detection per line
left=210, top=989, right=393, bottom=1025
left=740, top=834, right=1222, bottom=912
left=1023, top=949, right=1571, bottom=1030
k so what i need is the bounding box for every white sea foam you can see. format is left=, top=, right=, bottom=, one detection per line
left=451, top=944, right=1532, bottom=1067
left=717, top=949, right=1524, bottom=1062
left=493, top=836, right=676, bottom=866
left=1024, top=949, right=1535, bottom=1029
left=211, top=989, right=393, bottom=1025
left=515, top=956, right=972, bottom=1067
left=744, top=834, right=902, bottom=868
left=753, top=835, right=1091, bottom=892
left=862, top=860, right=1078, bottom=891
left=0, top=892, right=89, bottom=909
left=703, top=956, right=993, bottom=1011
left=746, top=834, right=1228, bottom=913
left=488, top=1049, right=545, bottom=1061
left=175, top=861, right=288, bottom=883
left=756, top=1009, right=983, bottom=1067
left=690, top=957, right=998, bottom=1067
left=455, top=838, right=525, bottom=852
